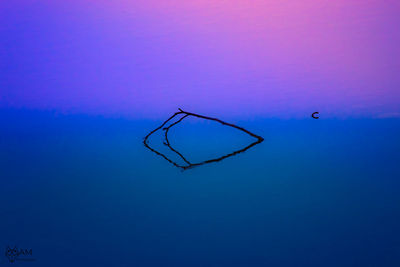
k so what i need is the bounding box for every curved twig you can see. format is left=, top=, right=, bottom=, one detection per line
left=143, top=109, right=264, bottom=170
left=163, top=114, right=191, bottom=165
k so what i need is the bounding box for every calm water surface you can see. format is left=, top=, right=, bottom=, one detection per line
left=1, top=109, right=399, bottom=266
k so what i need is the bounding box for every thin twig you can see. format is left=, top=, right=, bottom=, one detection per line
left=143, top=109, right=264, bottom=170
left=163, top=114, right=191, bottom=165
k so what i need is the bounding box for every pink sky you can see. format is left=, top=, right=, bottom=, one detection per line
left=1, top=0, right=399, bottom=118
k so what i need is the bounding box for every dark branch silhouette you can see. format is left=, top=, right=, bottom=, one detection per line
left=163, top=114, right=191, bottom=165
left=143, top=109, right=264, bottom=170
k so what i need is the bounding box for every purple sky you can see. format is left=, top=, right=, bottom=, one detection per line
left=1, top=0, right=400, bottom=118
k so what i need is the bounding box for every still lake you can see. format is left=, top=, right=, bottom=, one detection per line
left=1, top=109, right=399, bottom=266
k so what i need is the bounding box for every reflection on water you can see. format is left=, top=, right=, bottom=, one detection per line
left=144, top=109, right=264, bottom=170
left=1, top=109, right=400, bottom=267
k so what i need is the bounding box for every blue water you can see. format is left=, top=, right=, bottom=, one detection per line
left=1, top=109, right=399, bottom=266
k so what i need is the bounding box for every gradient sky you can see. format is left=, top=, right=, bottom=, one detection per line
left=1, top=0, right=399, bottom=119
